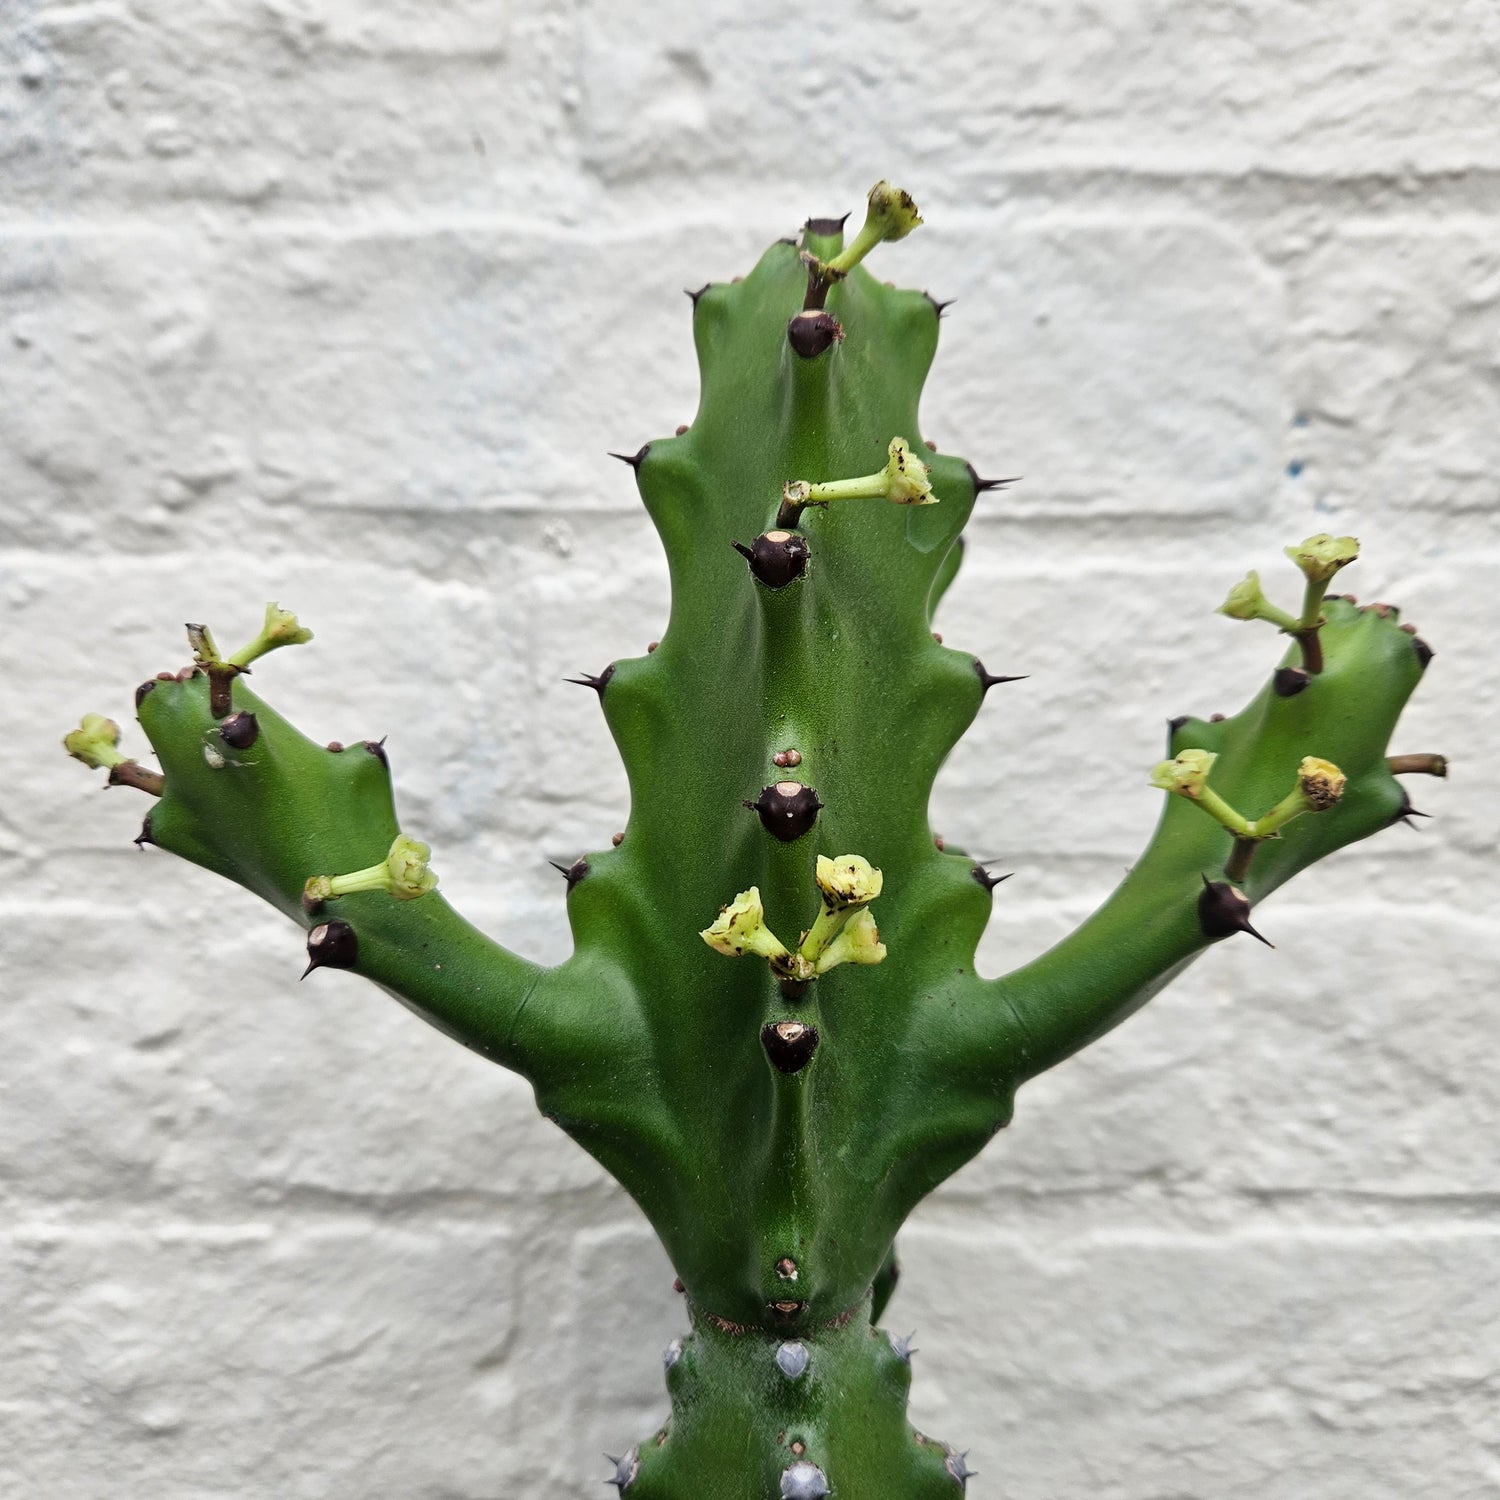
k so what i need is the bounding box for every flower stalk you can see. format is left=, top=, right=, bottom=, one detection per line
left=303, top=834, right=438, bottom=910
left=1153, top=750, right=1348, bottom=882
left=1218, top=535, right=1359, bottom=675
left=778, top=438, right=935, bottom=527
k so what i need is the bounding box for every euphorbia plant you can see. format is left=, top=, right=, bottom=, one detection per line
left=67, top=183, right=1443, bottom=1498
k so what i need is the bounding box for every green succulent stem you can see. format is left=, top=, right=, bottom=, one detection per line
left=66, top=192, right=1440, bottom=1500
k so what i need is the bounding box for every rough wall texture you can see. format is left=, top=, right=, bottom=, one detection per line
left=4, top=2, right=1496, bottom=1496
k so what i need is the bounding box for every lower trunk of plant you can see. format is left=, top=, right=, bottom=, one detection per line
left=617, top=1303, right=971, bottom=1498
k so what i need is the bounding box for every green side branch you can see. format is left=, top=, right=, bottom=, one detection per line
left=129, top=670, right=595, bottom=1077
left=976, top=596, right=1431, bottom=1083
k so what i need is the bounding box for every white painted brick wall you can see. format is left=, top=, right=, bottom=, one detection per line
left=3, top=2, right=1495, bottom=1495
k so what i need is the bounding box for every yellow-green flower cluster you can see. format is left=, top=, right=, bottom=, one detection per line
left=700, top=853, right=888, bottom=983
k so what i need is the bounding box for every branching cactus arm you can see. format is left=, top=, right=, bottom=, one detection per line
left=94, top=656, right=614, bottom=1083
left=977, top=593, right=1438, bottom=1083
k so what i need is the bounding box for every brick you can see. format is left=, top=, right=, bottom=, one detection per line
left=0, top=1, right=576, bottom=213
left=1286, top=224, right=1500, bottom=518
left=0, top=1220, right=517, bottom=1497
left=0, top=226, right=703, bottom=551
left=0, top=907, right=602, bottom=1217
left=900, top=1221, right=1500, bottom=1499
left=575, top=3, right=1500, bottom=186
left=926, top=216, right=1285, bottom=521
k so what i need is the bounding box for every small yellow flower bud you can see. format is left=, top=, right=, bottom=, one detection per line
left=383, top=835, right=438, bottom=900
left=814, top=854, right=884, bottom=912
left=1217, top=571, right=1299, bottom=632
left=229, top=602, right=314, bottom=669
left=1220, top=571, right=1269, bottom=621
left=864, top=180, right=923, bottom=243
left=1296, top=755, right=1346, bottom=812
left=813, top=909, right=887, bottom=975
left=882, top=438, right=935, bottom=506
left=1285, top=534, right=1359, bottom=584
left=63, top=713, right=129, bottom=771
left=700, top=887, right=791, bottom=962
left=1150, top=748, right=1217, bottom=800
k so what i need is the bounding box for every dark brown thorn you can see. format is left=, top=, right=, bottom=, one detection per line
left=608, top=444, right=650, bottom=471
left=972, top=865, right=1012, bottom=892
left=134, top=679, right=158, bottom=709
left=802, top=212, right=851, bottom=237
left=975, top=660, right=1027, bottom=693
left=675, top=423, right=689, bottom=436
left=1387, top=753, right=1448, bottom=778
left=686, top=284, right=710, bottom=306
left=1273, top=666, right=1311, bottom=698
left=549, top=857, right=589, bottom=890
left=1198, top=875, right=1272, bottom=947
left=966, top=460, right=1020, bottom=494
left=107, top=762, right=164, bottom=797
left=787, top=309, right=844, bottom=359
left=762, top=1020, right=819, bottom=1075
left=1412, top=636, right=1434, bottom=669
left=134, top=811, right=155, bottom=849
left=302, top=919, right=359, bottom=979
left=735, top=531, right=810, bottom=590
left=219, top=711, right=259, bottom=749
left=747, top=782, right=823, bottom=843
left=1389, top=787, right=1432, bottom=831
left=363, top=737, right=388, bottom=768
left=566, top=664, right=616, bottom=697
left=1167, top=715, right=1189, bottom=748
left=923, top=291, right=954, bottom=317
